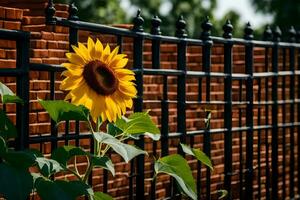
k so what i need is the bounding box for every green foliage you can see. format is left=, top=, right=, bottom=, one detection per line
left=35, top=157, right=64, bottom=177
left=94, top=132, right=146, bottom=163
left=93, top=192, right=113, bottom=200
left=0, top=81, right=23, bottom=104
left=251, top=0, right=300, bottom=33
left=0, top=82, right=218, bottom=200
left=217, top=189, right=228, bottom=199
left=180, top=143, right=213, bottom=170
left=0, top=163, right=33, bottom=200
left=155, top=154, right=197, bottom=200
left=92, top=156, right=115, bottom=176
left=35, top=178, right=93, bottom=200
left=0, top=109, right=18, bottom=140
left=51, top=145, right=87, bottom=167
left=116, top=112, right=160, bottom=140
left=39, top=100, right=89, bottom=123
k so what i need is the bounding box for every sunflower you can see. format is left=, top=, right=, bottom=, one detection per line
left=60, top=38, right=137, bottom=122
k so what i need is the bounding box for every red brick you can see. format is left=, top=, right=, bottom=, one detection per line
left=5, top=49, right=16, bottom=59
left=22, top=16, right=45, bottom=25
left=5, top=7, right=23, bottom=20
left=48, top=49, right=66, bottom=58
left=30, top=49, right=48, bottom=58
left=22, top=24, right=46, bottom=32
left=0, top=59, right=15, bottom=68
left=0, top=49, right=5, bottom=58
left=0, top=7, right=5, bottom=18
left=0, top=40, right=16, bottom=49
left=30, top=39, right=47, bottom=49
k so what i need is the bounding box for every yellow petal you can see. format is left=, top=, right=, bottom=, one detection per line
left=78, top=42, right=91, bottom=61
left=118, top=83, right=137, bottom=97
left=71, top=44, right=90, bottom=62
left=60, top=76, right=83, bottom=90
left=108, top=55, right=127, bottom=69
left=115, top=68, right=135, bottom=75
left=101, top=44, right=111, bottom=62
left=115, top=58, right=129, bottom=69
left=66, top=53, right=85, bottom=66
left=61, top=63, right=83, bottom=76
left=107, top=46, right=119, bottom=63
left=125, top=98, right=133, bottom=108
left=87, top=37, right=95, bottom=53
left=94, top=39, right=103, bottom=60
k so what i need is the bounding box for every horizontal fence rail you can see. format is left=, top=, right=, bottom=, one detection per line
left=0, top=0, right=300, bottom=199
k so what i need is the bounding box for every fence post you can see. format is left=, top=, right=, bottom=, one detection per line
left=288, top=26, right=296, bottom=199
left=201, top=16, right=213, bottom=200
left=297, top=28, right=300, bottom=198
left=271, top=26, right=281, bottom=200
left=262, top=25, right=272, bottom=200
left=45, top=0, right=56, bottom=25
left=223, top=19, right=233, bottom=199
left=244, top=22, right=254, bottom=200
left=132, top=10, right=145, bottom=200
left=15, top=32, right=30, bottom=150
left=175, top=15, right=187, bottom=148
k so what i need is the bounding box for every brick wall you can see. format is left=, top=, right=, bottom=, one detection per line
left=0, top=1, right=299, bottom=199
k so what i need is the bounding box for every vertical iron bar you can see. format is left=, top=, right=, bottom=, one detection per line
left=201, top=17, right=213, bottom=200
left=288, top=26, right=296, bottom=198
left=238, top=79, right=244, bottom=199
left=244, top=22, right=254, bottom=199
left=132, top=10, right=145, bottom=199
left=222, top=20, right=233, bottom=199
left=257, top=78, right=262, bottom=200
left=263, top=25, right=272, bottom=200
left=15, top=31, right=30, bottom=150
left=50, top=71, right=57, bottom=150
left=271, top=26, right=281, bottom=200
left=150, top=15, right=162, bottom=200
left=281, top=48, right=287, bottom=199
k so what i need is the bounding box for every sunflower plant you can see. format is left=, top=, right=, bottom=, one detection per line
left=0, top=38, right=220, bottom=200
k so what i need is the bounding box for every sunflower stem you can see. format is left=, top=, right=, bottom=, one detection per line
left=83, top=155, right=93, bottom=183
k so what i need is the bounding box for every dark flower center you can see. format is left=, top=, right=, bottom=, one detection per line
left=83, top=60, right=118, bottom=95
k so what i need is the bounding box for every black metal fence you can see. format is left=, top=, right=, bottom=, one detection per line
left=1, top=0, right=300, bottom=199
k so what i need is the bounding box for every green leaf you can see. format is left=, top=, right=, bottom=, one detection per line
left=0, top=109, right=17, bottom=139
left=0, top=163, right=33, bottom=200
left=35, top=157, right=64, bottom=177
left=93, top=192, right=113, bottom=200
left=155, top=154, right=197, bottom=200
left=93, top=132, right=147, bottom=163
left=51, top=145, right=87, bottom=167
left=107, top=123, right=122, bottom=136
left=3, top=94, right=24, bottom=104
left=92, top=156, right=115, bottom=176
left=3, top=150, right=36, bottom=169
left=39, top=100, right=89, bottom=123
left=35, top=178, right=93, bottom=200
left=0, top=82, right=23, bottom=104
left=0, top=136, right=7, bottom=156
left=217, top=189, right=228, bottom=199
left=115, top=112, right=160, bottom=140
left=180, top=143, right=213, bottom=171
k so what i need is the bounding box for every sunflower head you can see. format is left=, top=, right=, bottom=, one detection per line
left=60, top=37, right=137, bottom=122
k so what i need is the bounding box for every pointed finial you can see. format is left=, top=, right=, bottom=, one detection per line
left=151, top=15, right=162, bottom=35
left=244, top=22, right=253, bottom=40
left=175, top=15, right=187, bottom=38
left=223, top=19, right=233, bottom=39
left=68, top=2, right=79, bottom=20
left=273, top=26, right=281, bottom=42
left=288, top=26, right=296, bottom=42
left=45, top=0, right=56, bottom=25
left=201, top=16, right=212, bottom=40
left=132, top=9, right=144, bottom=32
left=263, top=25, right=272, bottom=41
